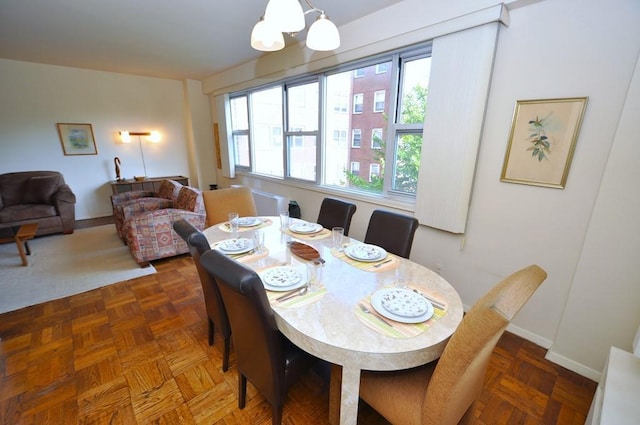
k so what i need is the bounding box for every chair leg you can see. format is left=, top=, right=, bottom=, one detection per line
left=208, top=319, right=215, bottom=346
left=238, top=373, right=247, bottom=408
left=459, top=401, right=476, bottom=425
left=272, top=404, right=283, bottom=425
left=222, top=335, right=231, bottom=372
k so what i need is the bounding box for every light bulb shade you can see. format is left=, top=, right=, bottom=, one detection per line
left=149, top=131, right=161, bottom=143
left=251, top=18, right=285, bottom=51
left=264, top=0, right=305, bottom=33
left=119, top=131, right=131, bottom=143
left=306, top=14, right=340, bottom=51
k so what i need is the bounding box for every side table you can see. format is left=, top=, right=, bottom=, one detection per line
left=0, top=223, right=39, bottom=266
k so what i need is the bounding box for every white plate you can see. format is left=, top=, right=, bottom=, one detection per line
left=216, top=238, right=253, bottom=254
left=259, top=266, right=306, bottom=291
left=344, top=244, right=387, bottom=262
left=237, top=217, right=262, bottom=227
left=289, top=221, right=323, bottom=234
left=371, top=288, right=434, bottom=324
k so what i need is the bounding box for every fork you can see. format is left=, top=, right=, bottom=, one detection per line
left=359, top=303, right=393, bottom=327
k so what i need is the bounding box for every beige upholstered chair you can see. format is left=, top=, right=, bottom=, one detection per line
left=202, top=186, right=257, bottom=227
left=358, top=264, right=547, bottom=425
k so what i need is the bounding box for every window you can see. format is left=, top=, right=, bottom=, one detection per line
left=351, top=129, right=361, bottom=148
left=369, top=163, right=381, bottom=182
left=353, top=93, right=363, bottom=114
left=333, top=129, right=347, bottom=146
left=350, top=162, right=360, bottom=175
left=227, top=42, right=432, bottom=198
left=371, top=128, right=383, bottom=149
left=375, top=63, right=388, bottom=74
left=373, top=90, right=385, bottom=113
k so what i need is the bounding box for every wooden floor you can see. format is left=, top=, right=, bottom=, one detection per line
left=0, top=254, right=597, bottom=425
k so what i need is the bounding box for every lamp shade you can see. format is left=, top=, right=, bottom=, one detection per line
left=251, top=18, right=285, bottom=51
left=264, top=0, right=305, bottom=33
left=119, top=131, right=131, bottom=143
left=306, top=14, right=340, bottom=51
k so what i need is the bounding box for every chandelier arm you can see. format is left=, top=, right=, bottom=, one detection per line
left=302, top=0, right=324, bottom=15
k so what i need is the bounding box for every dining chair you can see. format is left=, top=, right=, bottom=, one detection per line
left=316, top=197, right=357, bottom=236
left=358, top=264, right=548, bottom=425
left=202, top=186, right=257, bottom=227
left=199, top=249, right=318, bottom=425
left=173, top=219, right=232, bottom=372
left=364, top=209, right=419, bottom=258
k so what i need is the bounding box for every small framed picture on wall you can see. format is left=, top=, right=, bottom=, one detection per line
left=57, top=123, right=98, bottom=155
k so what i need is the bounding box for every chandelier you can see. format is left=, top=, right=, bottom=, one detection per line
left=251, top=0, right=340, bottom=52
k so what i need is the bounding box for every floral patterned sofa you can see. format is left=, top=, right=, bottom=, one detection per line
left=122, top=185, right=205, bottom=267
left=110, top=179, right=183, bottom=243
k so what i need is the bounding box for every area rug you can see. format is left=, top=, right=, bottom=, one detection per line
left=0, top=224, right=156, bottom=314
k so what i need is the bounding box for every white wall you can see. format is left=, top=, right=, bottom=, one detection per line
left=206, top=0, right=640, bottom=379
left=0, top=59, right=212, bottom=219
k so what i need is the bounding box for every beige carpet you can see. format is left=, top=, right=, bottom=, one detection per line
left=0, top=224, right=156, bottom=314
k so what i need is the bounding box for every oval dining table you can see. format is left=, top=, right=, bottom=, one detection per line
left=203, top=216, right=464, bottom=425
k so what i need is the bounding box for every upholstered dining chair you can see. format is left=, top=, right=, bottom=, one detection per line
left=202, top=186, right=258, bottom=227
left=199, top=249, right=318, bottom=425
left=173, top=219, right=232, bottom=372
left=358, top=264, right=548, bottom=425
left=364, top=209, right=419, bottom=258
left=316, top=197, right=357, bottom=236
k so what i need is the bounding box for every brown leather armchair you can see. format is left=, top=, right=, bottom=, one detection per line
left=173, top=219, right=232, bottom=372
left=358, top=264, right=548, bottom=425
left=199, top=249, right=318, bottom=425
left=364, top=209, right=419, bottom=258
left=316, top=197, right=357, bottom=236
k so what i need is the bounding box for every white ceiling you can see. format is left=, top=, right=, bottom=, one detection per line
left=0, top=0, right=402, bottom=81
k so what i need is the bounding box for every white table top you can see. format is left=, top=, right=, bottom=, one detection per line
left=203, top=217, right=464, bottom=425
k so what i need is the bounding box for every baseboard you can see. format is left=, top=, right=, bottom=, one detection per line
left=545, top=350, right=602, bottom=382
left=506, top=323, right=553, bottom=349
left=75, top=215, right=114, bottom=229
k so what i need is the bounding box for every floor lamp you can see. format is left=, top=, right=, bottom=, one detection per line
left=119, top=131, right=161, bottom=179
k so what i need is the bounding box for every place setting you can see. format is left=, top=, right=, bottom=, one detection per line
left=283, top=220, right=331, bottom=240
left=259, top=262, right=327, bottom=308
left=333, top=242, right=398, bottom=272
left=355, top=286, right=447, bottom=338
left=218, top=214, right=272, bottom=233
left=213, top=234, right=268, bottom=262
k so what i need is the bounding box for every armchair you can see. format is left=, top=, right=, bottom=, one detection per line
left=123, top=185, right=205, bottom=267
left=111, top=179, right=182, bottom=242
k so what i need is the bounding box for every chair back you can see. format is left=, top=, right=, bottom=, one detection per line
left=200, top=249, right=285, bottom=404
left=173, top=219, right=231, bottom=346
left=316, top=198, right=357, bottom=236
left=422, top=265, right=547, bottom=425
left=203, top=186, right=258, bottom=227
left=364, top=210, right=419, bottom=258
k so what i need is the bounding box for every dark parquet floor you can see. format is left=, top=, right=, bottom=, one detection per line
left=0, top=253, right=597, bottom=424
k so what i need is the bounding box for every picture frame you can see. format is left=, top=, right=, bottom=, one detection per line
left=500, top=97, right=587, bottom=189
left=57, top=123, right=98, bottom=155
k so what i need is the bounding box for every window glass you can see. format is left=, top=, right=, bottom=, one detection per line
left=229, top=96, right=250, bottom=167
left=392, top=56, right=431, bottom=193
left=286, top=82, right=318, bottom=181
left=252, top=87, right=283, bottom=177
left=351, top=129, right=361, bottom=148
